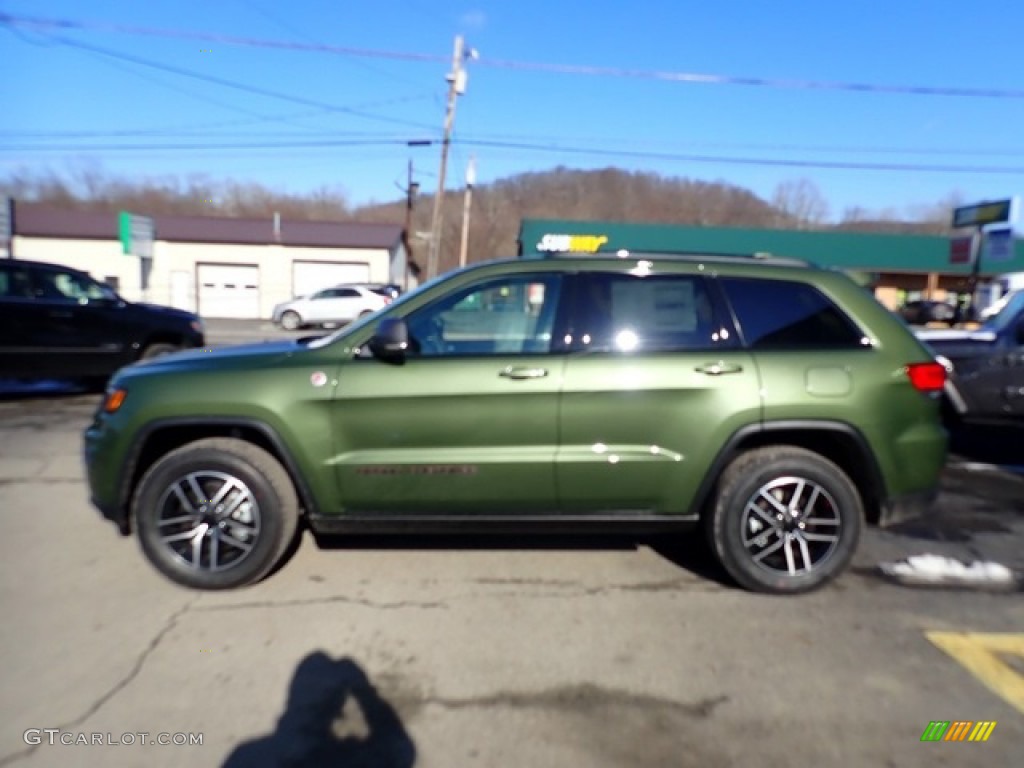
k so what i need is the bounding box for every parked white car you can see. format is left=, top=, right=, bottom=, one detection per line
left=271, top=285, right=390, bottom=330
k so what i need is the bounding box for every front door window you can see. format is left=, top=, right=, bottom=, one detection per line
left=405, top=274, right=564, bottom=357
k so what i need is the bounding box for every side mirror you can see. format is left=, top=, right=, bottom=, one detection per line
left=366, top=317, right=409, bottom=363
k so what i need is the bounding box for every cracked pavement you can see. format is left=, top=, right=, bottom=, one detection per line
left=0, top=393, right=1022, bottom=767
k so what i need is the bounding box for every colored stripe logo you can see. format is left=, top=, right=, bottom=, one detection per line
left=920, top=721, right=996, bottom=742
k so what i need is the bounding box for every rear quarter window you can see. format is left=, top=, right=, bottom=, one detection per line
left=720, top=277, right=865, bottom=349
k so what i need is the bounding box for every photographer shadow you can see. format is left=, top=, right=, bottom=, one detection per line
left=222, top=652, right=416, bottom=768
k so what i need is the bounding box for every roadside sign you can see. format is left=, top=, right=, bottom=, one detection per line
left=949, top=234, right=976, bottom=265
left=982, top=227, right=1014, bottom=262
left=952, top=199, right=1012, bottom=229
left=119, top=211, right=154, bottom=259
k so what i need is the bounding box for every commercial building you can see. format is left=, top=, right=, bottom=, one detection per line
left=6, top=203, right=415, bottom=319
left=517, top=218, right=1024, bottom=310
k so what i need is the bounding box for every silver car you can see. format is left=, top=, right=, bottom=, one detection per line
left=271, top=285, right=390, bottom=330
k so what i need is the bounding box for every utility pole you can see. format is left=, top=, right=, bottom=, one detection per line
left=426, top=35, right=475, bottom=280
left=402, top=159, right=419, bottom=291
left=458, top=155, right=476, bottom=269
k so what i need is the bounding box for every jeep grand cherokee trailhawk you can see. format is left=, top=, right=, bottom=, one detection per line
left=84, top=252, right=948, bottom=594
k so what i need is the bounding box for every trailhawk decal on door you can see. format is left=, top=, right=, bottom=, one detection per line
left=355, top=465, right=478, bottom=476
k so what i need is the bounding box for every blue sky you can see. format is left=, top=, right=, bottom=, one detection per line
left=3, top=0, right=1023, bottom=222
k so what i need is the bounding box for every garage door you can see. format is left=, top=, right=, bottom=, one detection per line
left=293, top=261, right=370, bottom=298
left=197, top=264, right=260, bottom=319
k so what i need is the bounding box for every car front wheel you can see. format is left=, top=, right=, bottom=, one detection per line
left=706, top=446, right=863, bottom=594
left=141, top=342, right=179, bottom=360
left=132, top=438, right=299, bottom=590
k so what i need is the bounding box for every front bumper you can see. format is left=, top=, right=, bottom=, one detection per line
left=877, top=487, right=939, bottom=528
left=83, top=418, right=132, bottom=535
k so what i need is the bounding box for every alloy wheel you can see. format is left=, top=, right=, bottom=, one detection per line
left=740, top=476, right=842, bottom=577
left=155, top=471, right=261, bottom=572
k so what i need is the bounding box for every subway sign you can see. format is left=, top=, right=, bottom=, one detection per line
left=951, top=200, right=1012, bottom=229
left=536, top=233, right=609, bottom=253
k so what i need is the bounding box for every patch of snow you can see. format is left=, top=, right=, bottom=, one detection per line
left=879, top=554, right=1016, bottom=587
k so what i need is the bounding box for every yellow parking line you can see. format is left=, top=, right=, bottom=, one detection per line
left=926, top=632, right=1024, bottom=715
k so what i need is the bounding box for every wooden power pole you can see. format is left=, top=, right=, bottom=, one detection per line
left=426, top=35, right=473, bottom=280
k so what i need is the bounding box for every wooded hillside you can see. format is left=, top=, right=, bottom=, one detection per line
left=2, top=165, right=956, bottom=274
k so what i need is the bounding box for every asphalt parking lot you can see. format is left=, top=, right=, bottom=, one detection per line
left=0, top=322, right=1022, bottom=767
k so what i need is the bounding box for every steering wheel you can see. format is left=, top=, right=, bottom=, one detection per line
left=410, top=315, right=446, bottom=355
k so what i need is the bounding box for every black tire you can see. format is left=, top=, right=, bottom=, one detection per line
left=705, top=446, right=863, bottom=594
left=132, top=437, right=300, bottom=590
left=141, top=342, right=179, bottom=360
left=280, top=311, right=302, bottom=331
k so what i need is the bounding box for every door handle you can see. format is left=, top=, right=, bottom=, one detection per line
left=499, top=366, right=548, bottom=380
left=695, top=361, right=743, bottom=376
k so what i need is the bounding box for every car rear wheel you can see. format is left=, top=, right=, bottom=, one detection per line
left=280, top=311, right=302, bottom=330
left=132, top=438, right=299, bottom=590
left=706, top=446, right=863, bottom=594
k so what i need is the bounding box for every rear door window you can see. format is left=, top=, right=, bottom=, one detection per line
left=720, top=278, right=865, bottom=349
left=567, top=272, right=734, bottom=352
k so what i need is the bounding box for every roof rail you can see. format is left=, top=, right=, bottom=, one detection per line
left=533, top=249, right=813, bottom=268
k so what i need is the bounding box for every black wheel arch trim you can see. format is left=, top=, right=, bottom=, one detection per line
left=116, top=417, right=320, bottom=524
left=687, top=419, right=888, bottom=519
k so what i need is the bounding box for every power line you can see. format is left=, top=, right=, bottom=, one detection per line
left=0, top=96, right=434, bottom=141
left=462, top=134, right=1024, bottom=159
left=0, top=13, right=447, bottom=63
left=0, top=128, right=405, bottom=140
left=3, top=11, right=1024, bottom=100
left=0, top=112, right=359, bottom=140
left=6, top=124, right=1024, bottom=161
left=6, top=29, right=438, bottom=132
left=5, top=135, right=1022, bottom=175
left=237, top=0, right=431, bottom=90
left=0, top=139, right=419, bottom=152
left=479, top=58, right=1024, bottom=100
left=56, top=36, right=436, bottom=131
left=63, top=37, right=325, bottom=132
left=456, top=139, right=1024, bottom=175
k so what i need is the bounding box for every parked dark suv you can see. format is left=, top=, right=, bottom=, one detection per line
left=84, top=252, right=948, bottom=594
left=0, top=258, right=204, bottom=382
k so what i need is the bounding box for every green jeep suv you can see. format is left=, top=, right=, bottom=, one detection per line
left=84, top=252, right=948, bottom=594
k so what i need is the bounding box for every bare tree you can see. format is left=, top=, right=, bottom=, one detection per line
left=905, top=191, right=966, bottom=234
left=771, top=179, right=830, bottom=229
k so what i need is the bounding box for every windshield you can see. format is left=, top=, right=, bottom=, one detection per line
left=94, top=279, right=120, bottom=301
left=981, top=289, right=1024, bottom=333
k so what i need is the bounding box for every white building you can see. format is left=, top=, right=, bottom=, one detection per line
left=9, top=204, right=417, bottom=319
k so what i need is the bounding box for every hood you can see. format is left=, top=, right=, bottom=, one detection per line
left=123, top=339, right=301, bottom=376
left=133, top=301, right=200, bottom=322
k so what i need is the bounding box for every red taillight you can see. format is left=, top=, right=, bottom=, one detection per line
left=906, top=362, right=946, bottom=393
